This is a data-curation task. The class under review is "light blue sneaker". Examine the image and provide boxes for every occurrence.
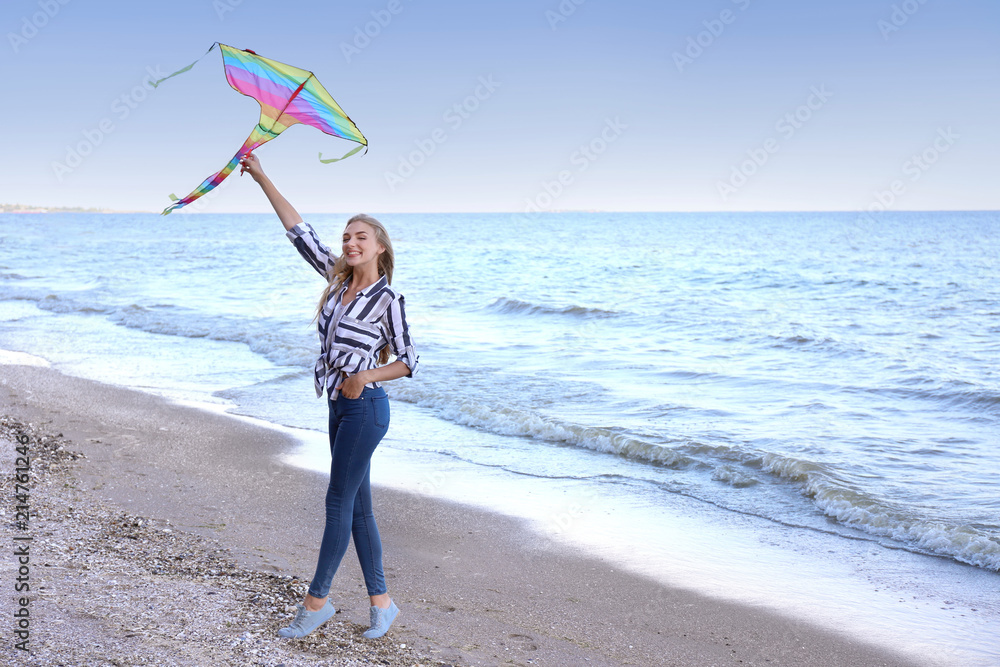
[277,599,336,639]
[362,600,399,639]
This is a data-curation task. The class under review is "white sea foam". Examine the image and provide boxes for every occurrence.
[762,452,1000,571]
[389,381,696,469]
[487,296,620,319]
[0,348,50,367]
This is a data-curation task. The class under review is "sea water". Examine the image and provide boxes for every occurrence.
[1,211,998,664]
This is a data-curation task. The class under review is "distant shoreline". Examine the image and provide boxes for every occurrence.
[0,204,146,214]
[3,206,997,215]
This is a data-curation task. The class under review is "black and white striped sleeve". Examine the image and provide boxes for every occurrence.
[285,222,338,278]
[382,293,418,376]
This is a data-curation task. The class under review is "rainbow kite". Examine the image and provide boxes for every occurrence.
[154,43,367,215]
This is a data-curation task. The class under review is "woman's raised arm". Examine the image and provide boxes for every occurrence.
[240,153,303,232]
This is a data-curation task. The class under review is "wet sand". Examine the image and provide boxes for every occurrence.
[1,362,923,666]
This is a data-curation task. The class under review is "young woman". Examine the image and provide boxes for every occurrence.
[240,153,418,640]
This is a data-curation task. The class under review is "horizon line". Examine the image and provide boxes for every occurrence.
[3,207,999,216]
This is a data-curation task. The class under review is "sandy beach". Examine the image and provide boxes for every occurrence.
[1,362,924,666]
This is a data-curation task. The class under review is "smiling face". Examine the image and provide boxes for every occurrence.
[342,220,385,271]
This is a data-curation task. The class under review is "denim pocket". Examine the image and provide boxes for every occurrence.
[372,395,390,429]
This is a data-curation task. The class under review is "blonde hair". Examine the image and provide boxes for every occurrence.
[314,214,395,365]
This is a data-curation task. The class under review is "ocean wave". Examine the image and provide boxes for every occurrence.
[766,333,839,348]
[104,304,314,369]
[37,294,112,315]
[391,375,1000,571]
[761,452,1000,571]
[710,465,760,488]
[5,290,315,369]
[0,288,111,315]
[395,446,640,483]
[486,297,619,319]
[387,381,697,469]
[819,277,896,289]
[859,383,1000,412]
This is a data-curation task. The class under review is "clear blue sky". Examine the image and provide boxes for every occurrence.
[1,0,997,213]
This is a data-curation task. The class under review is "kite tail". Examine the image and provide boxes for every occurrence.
[162,149,250,215]
[318,143,367,164]
[150,43,219,89]
[162,137,263,215]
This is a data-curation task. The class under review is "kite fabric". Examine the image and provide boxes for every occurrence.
[155,43,367,215]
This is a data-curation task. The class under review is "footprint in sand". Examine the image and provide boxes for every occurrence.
[507,633,538,651]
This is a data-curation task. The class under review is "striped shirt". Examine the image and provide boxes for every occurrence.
[286,221,419,399]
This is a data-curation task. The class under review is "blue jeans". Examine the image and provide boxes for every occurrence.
[308,385,390,598]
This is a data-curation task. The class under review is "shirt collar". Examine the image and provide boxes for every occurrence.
[341,273,388,298]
